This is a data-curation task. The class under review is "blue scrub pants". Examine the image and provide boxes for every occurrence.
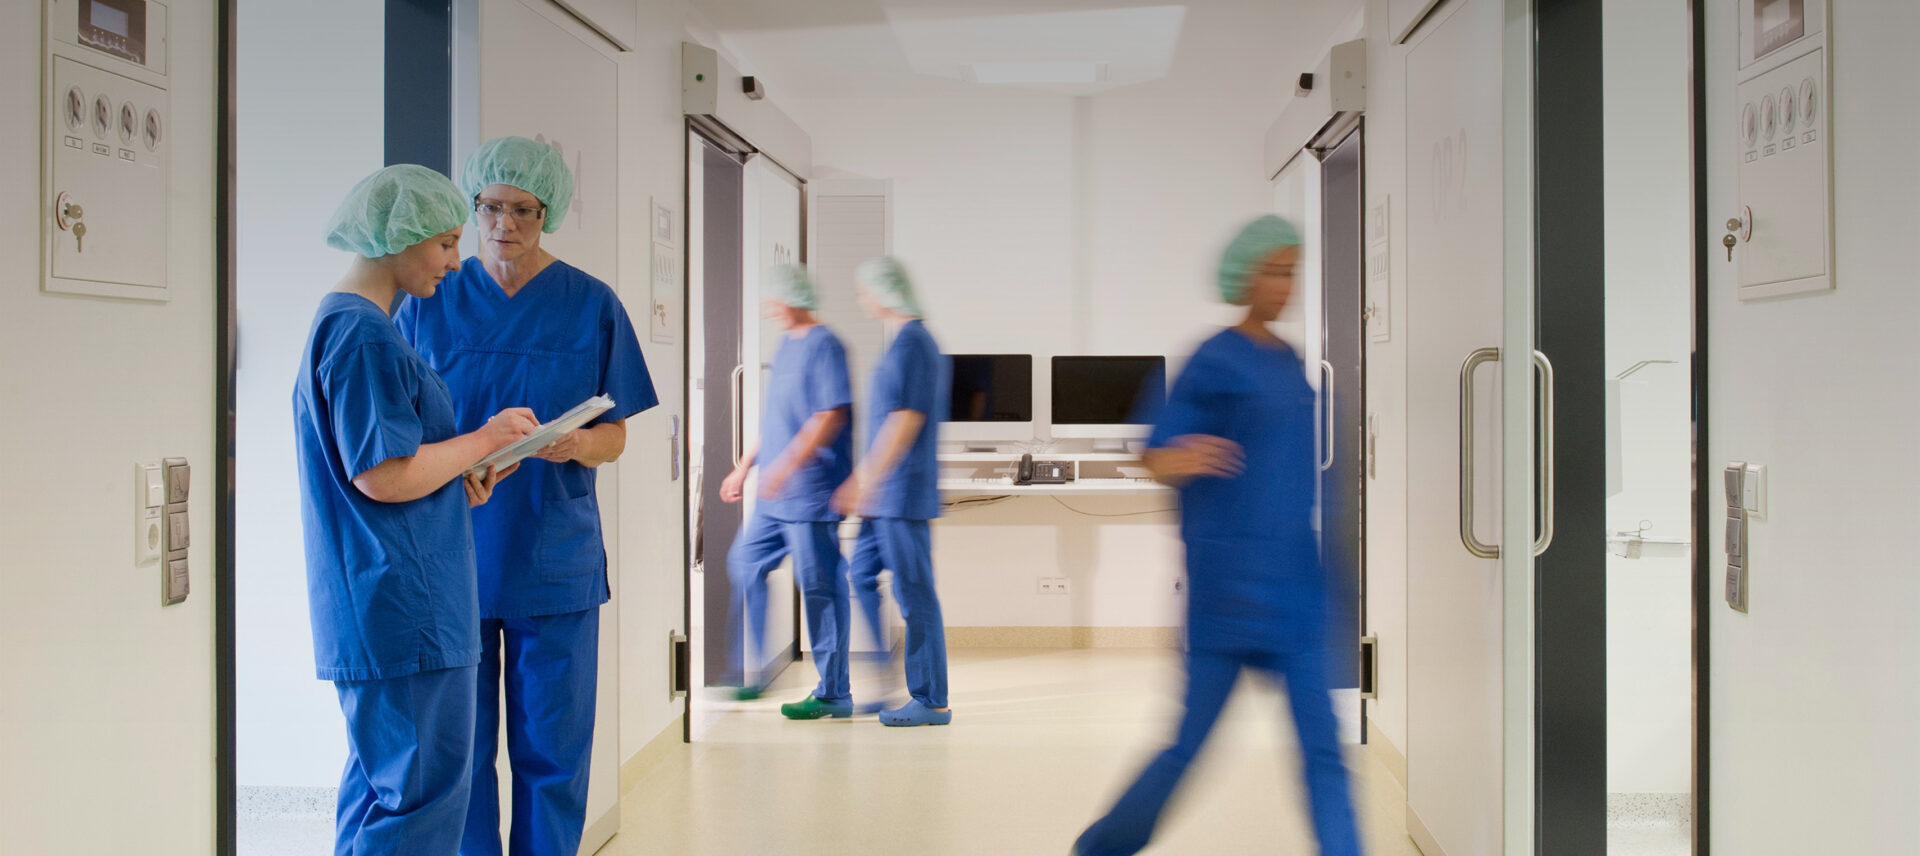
[1074,648,1361,856]
[727,511,852,701]
[848,517,948,708]
[333,665,477,856]
[461,608,599,856]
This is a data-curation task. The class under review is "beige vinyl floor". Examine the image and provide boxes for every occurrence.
[605,647,1424,856]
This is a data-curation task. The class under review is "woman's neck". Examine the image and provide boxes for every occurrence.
[484,249,553,297]
[1234,313,1281,344]
[335,259,399,312]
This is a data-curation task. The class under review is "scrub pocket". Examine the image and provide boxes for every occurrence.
[534,494,603,582]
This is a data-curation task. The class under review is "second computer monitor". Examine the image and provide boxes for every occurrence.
[1050,355,1167,440]
[943,354,1034,447]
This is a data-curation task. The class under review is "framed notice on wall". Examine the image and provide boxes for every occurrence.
[1366,197,1392,343]
[650,240,679,344]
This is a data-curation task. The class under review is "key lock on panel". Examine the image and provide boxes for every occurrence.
[1458,348,1556,559]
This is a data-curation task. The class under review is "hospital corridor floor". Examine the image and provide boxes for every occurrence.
[609,647,1422,856]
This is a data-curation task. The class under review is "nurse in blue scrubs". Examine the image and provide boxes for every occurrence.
[721,264,857,718]
[836,257,954,728]
[296,164,538,856]
[393,137,659,856]
[1072,216,1362,856]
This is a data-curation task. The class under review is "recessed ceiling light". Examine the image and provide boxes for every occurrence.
[966,61,1108,85]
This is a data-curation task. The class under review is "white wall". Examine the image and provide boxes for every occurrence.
[785,93,1273,631]
[0,1,220,852]
[234,0,384,788]
[1359,0,1412,755]
[1602,0,1693,798]
[235,0,698,790]
[1705,1,1920,851]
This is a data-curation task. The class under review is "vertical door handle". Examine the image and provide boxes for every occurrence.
[1459,348,1501,559]
[730,364,746,468]
[1320,360,1336,472]
[1532,350,1556,557]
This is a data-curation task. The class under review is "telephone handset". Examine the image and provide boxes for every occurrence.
[1016,453,1035,485]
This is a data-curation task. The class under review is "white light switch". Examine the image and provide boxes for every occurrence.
[1742,463,1766,517]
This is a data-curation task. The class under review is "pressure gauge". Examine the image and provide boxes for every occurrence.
[1740,102,1759,148]
[119,100,137,143]
[65,86,86,130]
[1799,77,1817,124]
[1759,94,1777,140]
[1777,86,1797,134]
[93,93,112,138]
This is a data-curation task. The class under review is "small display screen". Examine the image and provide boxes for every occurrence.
[948,355,1032,423]
[89,1,130,38]
[1051,356,1167,426]
[1753,0,1805,59]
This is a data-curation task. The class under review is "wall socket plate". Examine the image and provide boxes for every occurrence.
[135,463,163,565]
[1037,576,1070,595]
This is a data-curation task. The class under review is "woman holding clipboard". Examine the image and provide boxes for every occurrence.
[394,137,658,856]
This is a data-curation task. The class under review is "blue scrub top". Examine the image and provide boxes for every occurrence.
[395,258,659,618]
[755,325,855,522]
[862,320,948,520]
[294,292,480,681]
[1149,328,1325,653]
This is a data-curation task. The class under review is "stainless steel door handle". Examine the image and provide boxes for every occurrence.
[1459,348,1501,559]
[730,364,746,467]
[1532,350,1556,557]
[1320,360,1336,472]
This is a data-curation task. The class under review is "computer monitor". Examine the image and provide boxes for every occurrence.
[1050,356,1167,441]
[941,354,1034,448]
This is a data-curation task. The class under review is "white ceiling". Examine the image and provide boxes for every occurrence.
[689,0,1362,105]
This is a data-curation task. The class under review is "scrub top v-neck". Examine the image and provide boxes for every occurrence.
[396,257,658,619]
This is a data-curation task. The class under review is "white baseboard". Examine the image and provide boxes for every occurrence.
[619,713,688,794]
[1365,716,1408,790]
[580,802,620,855]
[1406,804,1446,856]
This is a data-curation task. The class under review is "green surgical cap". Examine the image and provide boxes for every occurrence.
[766,264,818,311]
[855,256,922,318]
[324,164,468,259]
[461,136,574,234]
[1216,215,1302,304]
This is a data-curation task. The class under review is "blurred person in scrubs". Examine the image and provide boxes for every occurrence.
[1072,216,1361,856]
[720,264,857,718]
[394,137,659,856]
[836,256,954,727]
[295,164,538,856]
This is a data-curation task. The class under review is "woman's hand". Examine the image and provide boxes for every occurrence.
[1143,435,1245,486]
[720,465,749,504]
[534,428,582,463]
[464,462,518,507]
[832,477,866,517]
[483,408,540,451]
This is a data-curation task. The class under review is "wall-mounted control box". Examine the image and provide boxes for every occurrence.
[1727,0,1831,300]
[1725,462,1750,612]
[161,456,188,605]
[43,0,172,301]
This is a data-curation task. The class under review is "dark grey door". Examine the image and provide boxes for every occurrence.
[1317,130,1366,698]
[698,140,749,686]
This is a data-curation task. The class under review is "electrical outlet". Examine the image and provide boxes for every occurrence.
[1037,577,1070,595]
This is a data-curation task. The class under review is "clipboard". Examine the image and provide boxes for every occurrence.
[467,395,615,476]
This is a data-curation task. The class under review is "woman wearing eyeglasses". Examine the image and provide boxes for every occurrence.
[394,136,658,856]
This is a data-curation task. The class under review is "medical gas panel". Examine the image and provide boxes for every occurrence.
[1725,0,1831,300]
[42,0,171,301]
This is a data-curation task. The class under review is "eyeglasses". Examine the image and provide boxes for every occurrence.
[474,200,547,223]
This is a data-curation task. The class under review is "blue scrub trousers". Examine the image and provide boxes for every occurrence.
[848,518,947,708]
[462,608,599,856]
[727,511,852,701]
[1074,648,1361,856]
[333,665,477,856]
